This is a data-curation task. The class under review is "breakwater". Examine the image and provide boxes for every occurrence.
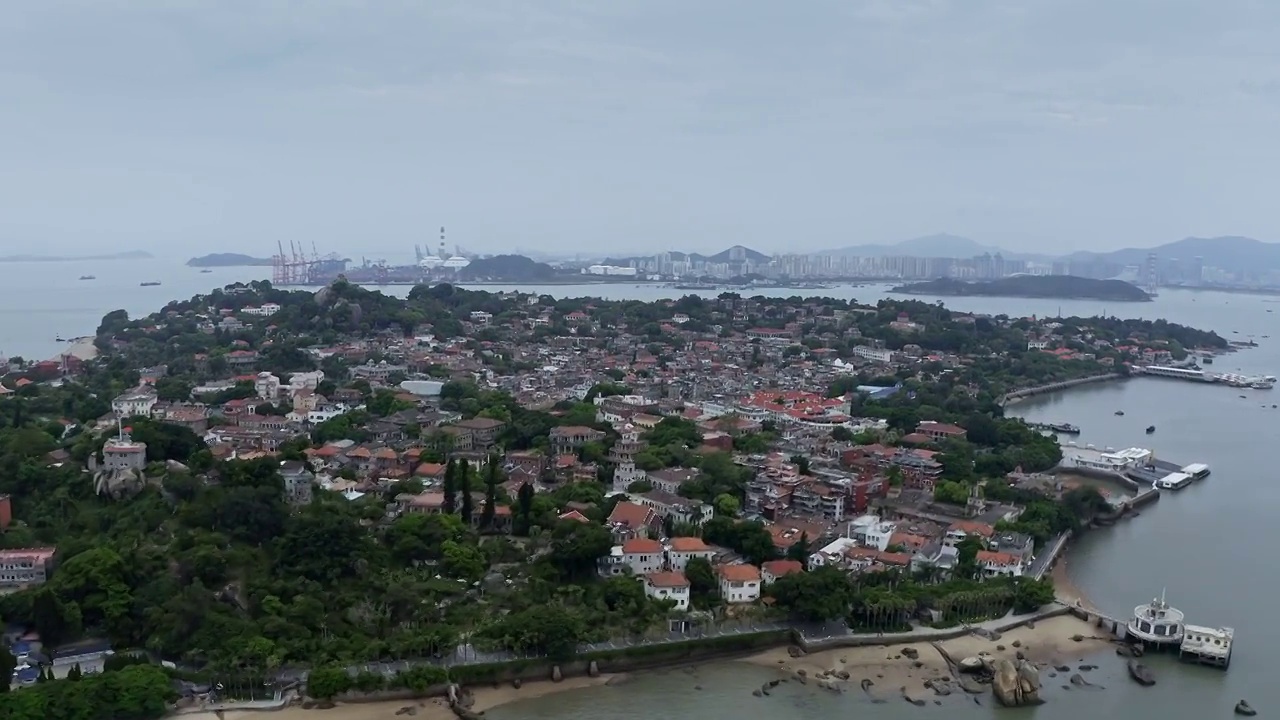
[1001,374,1125,406]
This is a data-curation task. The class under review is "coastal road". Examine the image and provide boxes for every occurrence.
[1028,532,1070,580]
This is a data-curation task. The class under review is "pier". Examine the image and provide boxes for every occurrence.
[1067,597,1234,670]
[1133,364,1275,390]
[1028,422,1081,434]
[1000,373,1124,405]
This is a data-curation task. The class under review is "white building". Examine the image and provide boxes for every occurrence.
[1061,445,1152,473]
[852,346,894,363]
[242,303,281,316]
[642,571,690,611]
[254,372,281,401]
[666,537,716,571]
[717,563,761,603]
[289,370,325,393]
[112,391,158,418]
[846,515,896,551]
[977,550,1024,577]
[584,265,638,276]
[601,538,666,577]
[809,537,859,570]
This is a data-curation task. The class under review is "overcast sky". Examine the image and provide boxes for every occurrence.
[3,0,1280,258]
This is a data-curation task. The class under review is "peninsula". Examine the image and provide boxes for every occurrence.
[186,252,274,267]
[891,275,1152,301]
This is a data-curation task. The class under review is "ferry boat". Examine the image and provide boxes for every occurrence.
[140,281,161,287]
[79,275,95,280]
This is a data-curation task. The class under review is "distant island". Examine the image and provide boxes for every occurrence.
[0,250,153,262]
[187,253,274,267]
[892,275,1153,302]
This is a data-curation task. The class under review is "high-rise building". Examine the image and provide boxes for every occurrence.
[1144,253,1159,293]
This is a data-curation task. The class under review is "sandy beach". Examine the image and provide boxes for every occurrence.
[1051,556,1096,610]
[742,614,1112,695]
[189,674,616,720]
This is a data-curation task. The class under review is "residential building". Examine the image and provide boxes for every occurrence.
[717,563,762,603]
[101,428,148,473]
[634,490,714,527]
[666,536,716,570]
[852,346,894,363]
[549,425,606,455]
[977,550,1024,577]
[610,538,666,576]
[254,372,281,400]
[648,467,700,495]
[915,421,967,442]
[280,460,314,507]
[606,501,659,542]
[0,547,56,591]
[111,391,157,418]
[760,559,804,585]
[642,571,690,611]
[453,417,506,450]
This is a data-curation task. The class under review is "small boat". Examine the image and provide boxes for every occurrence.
[1145,425,1155,434]
[1115,410,1125,416]
[1202,356,1213,364]
[140,281,161,287]
[1127,660,1155,686]
[1235,699,1257,716]
[79,275,95,280]
[200,269,213,274]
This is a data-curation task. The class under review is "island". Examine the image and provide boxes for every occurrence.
[892,275,1152,302]
[0,283,1229,719]
[186,253,274,267]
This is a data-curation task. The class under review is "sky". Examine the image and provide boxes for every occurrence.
[3,0,1280,259]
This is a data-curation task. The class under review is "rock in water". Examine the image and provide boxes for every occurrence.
[991,659,1043,707]
[1016,660,1042,705]
[1235,700,1257,716]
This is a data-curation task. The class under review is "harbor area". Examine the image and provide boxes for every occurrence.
[1059,443,1210,491]
[1132,364,1275,390]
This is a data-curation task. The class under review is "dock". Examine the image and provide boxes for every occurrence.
[1180,625,1234,668]
[1113,594,1234,670]
[1133,364,1275,390]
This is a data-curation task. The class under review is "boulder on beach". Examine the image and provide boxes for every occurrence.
[991,659,1043,707]
[787,646,806,658]
[959,656,986,673]
[902,647,919,660]
[511,678,522,690]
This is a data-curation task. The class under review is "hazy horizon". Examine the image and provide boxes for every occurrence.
[4,1,1280,257]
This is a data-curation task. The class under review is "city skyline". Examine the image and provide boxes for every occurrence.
[6,2,1280,256]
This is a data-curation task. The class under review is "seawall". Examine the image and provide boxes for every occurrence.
[1001,373,1125,406]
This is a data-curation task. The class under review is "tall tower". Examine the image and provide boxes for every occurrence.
[438,226,448,261]
[609,423,648,494]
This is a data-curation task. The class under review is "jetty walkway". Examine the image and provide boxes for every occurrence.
[1001,373,1124,405]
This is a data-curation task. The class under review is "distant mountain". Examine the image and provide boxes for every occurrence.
[187,253,273,267]
[892,275,1152,302]
[458,254,559,281]
[825,234,1016,259]
[603,245,770,265]
[1065,236,1280,274]
[0,250,154,262]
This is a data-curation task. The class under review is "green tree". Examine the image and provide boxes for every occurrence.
[789,454,811,475]
[442,459,458,514]
[713,493,740,517]
[307,665,352,700]
[0,643,15,693]
[458,459,473,523]
[480,456,500,529]
[768,565,851,621]
[440,540,487,582]
[786,532,811,562]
